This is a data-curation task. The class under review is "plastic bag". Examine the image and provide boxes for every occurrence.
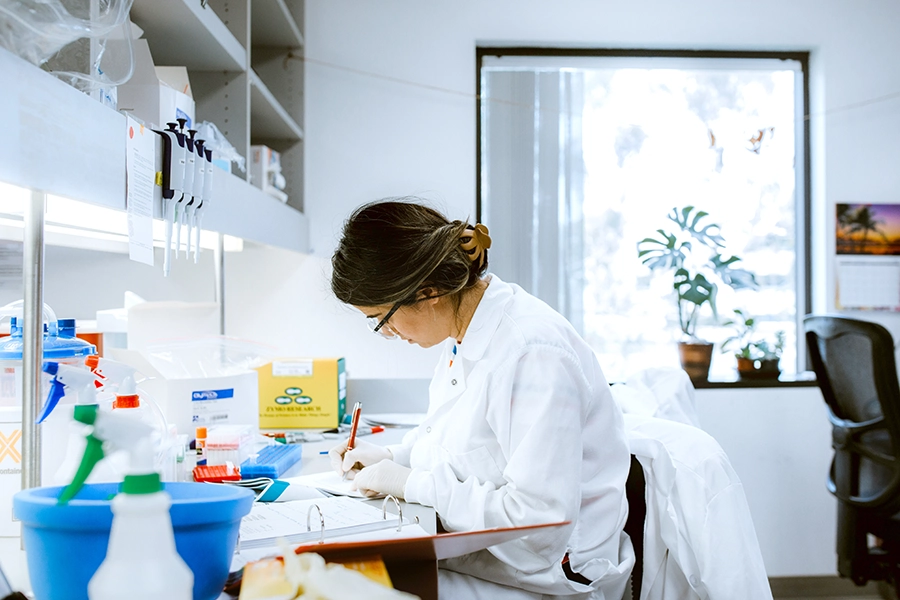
[0,0,135,94]
[144,336,278,379]
[197,120,247,173]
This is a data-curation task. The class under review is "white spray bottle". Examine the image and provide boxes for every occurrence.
[59,402,193,599]
[85,356,173,478]
[41,362,114,486]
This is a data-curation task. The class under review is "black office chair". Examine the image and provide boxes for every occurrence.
[805,315,900,591]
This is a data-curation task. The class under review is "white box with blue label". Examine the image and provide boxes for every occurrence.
[109,349,258,438]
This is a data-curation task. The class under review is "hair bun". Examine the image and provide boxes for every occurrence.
[460,224,492,270]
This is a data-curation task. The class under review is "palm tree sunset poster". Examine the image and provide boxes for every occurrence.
[836,203,900,255]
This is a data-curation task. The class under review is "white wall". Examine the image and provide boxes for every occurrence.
[696,386,836,576]
[225,243,442,378]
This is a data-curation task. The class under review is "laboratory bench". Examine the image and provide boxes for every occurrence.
[0,423,434,599]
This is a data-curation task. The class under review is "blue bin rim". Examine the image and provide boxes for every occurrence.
[14,482,254,529]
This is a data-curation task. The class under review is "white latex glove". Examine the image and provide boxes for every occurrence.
[353,459,411,499]
[329,438,392,479]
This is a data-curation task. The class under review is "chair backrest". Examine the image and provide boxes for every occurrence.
[804,315,900,512]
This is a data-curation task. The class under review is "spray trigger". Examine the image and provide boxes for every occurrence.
[36,365,67,424]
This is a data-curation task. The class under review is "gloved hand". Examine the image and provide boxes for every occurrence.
[353,459,411,499]
[329,438,392,480]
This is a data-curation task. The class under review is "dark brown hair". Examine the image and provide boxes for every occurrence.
[331,198,488,309]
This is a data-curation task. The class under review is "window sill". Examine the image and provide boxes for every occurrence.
[692,371,818,389]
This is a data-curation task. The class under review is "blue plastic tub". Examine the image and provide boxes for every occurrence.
[13,482,255,600]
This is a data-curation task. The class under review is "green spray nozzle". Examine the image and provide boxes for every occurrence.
[57,404,156,504]
[58,405,101,504]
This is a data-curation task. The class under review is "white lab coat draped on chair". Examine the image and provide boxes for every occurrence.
[624,414,772,600]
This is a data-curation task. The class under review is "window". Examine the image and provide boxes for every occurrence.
[478,49,810,382]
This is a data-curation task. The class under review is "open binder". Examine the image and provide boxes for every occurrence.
[289,520,570,600]
[239,496,409,550]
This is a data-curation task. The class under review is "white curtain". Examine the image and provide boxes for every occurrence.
[481,68,586,333]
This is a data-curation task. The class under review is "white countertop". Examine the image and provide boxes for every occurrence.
[1,424,432,598]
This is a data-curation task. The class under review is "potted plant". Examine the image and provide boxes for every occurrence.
[722,309,785,379]
[637,206,757,381]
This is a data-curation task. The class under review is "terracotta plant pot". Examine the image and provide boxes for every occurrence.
[678,341,714,382]
[736,357,781,379]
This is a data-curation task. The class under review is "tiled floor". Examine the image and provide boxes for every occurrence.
[770,577,888,599]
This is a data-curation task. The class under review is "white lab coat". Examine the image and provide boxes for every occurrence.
[625,415,773,600]
[610,368,701,428]
[387,275,634,599]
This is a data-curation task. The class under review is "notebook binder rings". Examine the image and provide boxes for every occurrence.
[239,495,411,550]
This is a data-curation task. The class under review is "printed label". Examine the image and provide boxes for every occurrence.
[0,428,21,465]
[192,388,235,401]
[192,389,234,425]
[273,360,314,377]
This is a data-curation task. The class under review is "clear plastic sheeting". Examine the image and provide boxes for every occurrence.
[197,120,247,173]
[144,336,278,379]
[0,0,135,94]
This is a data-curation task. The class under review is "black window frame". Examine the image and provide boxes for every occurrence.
[475,47,813,386]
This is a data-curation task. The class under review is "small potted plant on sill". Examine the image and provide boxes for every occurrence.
[722,308,786,380]
[638,206,757,382]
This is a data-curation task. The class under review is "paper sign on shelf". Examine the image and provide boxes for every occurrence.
[125,114,155,266]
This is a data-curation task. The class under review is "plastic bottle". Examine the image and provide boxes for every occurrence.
[59,402,193,599]
[195,426,207,466]
[40,362,120,487]
[0,309,96,495]
[85,356,172,479]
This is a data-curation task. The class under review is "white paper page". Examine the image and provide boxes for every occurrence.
[363,413,426,427]
[240,496,390,546]
[837,259,900,309]
[284,471,370,499]
[125,114,156,266]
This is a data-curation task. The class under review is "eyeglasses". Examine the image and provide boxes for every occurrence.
[366,302,402,339]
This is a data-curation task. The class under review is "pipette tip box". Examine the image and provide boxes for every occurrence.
[240,444,302,479]
[193,463,241,483]
[205,424,255,466]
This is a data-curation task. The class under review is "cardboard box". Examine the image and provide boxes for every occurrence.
[117,38,195,129]
[257,358,346,429]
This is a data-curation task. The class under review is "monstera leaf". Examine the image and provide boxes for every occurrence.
[668,206,725,248]
[711,254,758,290]
[673,269,715,305]
[637,230,691,270]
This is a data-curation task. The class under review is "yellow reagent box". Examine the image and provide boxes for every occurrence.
[256,358,346,429]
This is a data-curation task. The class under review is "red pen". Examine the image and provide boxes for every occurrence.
[346,402,362,451]
[343,402,362,480]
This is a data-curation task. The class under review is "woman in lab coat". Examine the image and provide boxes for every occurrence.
[329,199,635,600]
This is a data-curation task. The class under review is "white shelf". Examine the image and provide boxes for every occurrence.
[130,0,247,71]
[251,0,304,48]
[249,71,304,142]
[0,47,308,254]
[0,47,125,212]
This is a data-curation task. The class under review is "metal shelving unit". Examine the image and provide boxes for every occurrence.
[0,0,307,503]
[251,0,304,48]
[130,0,306,212]
[130,0,247,71]
[0,47,307,253]
[250,70,304,141]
